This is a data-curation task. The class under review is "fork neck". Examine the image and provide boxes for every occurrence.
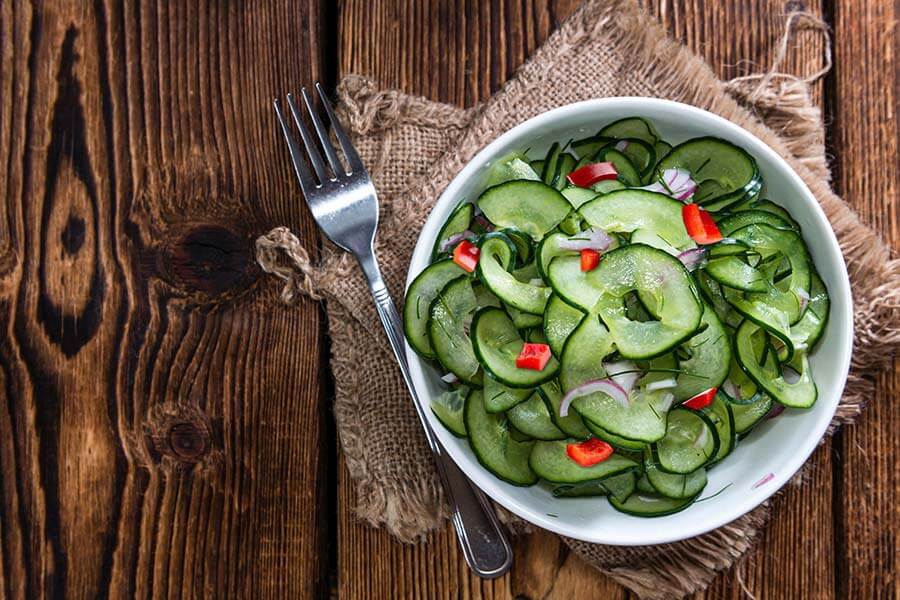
[357,248,388,294]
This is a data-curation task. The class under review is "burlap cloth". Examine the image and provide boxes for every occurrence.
[255,1,900,597]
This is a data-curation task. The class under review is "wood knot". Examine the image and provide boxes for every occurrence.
[156,223,259,298]
[167,422,209,460]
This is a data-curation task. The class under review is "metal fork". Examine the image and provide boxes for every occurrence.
[274,84,513,578]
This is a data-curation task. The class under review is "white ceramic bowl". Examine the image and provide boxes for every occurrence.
[404,98,853,545]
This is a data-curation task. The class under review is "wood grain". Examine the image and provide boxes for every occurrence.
[336,1,840,599]
[0,1,331,597]
[828,0,900,597]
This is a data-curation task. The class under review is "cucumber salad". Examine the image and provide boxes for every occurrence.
[404,117,830,517]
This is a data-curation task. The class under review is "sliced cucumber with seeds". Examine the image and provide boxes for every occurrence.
[539,380,591,439]
[403,260,466,358]
[572,387,673,444]
[561,186,599,209]
[726,392,773,435]
[430,386,469,437]
[507,393,566,440]
[599,117,660,144]
[483,374,532,413]
[477,180,572,240]
[553,470,637,500]
[673,303,731,401]
[716,209,795,236]
[471,307,560,387]
[584,420,647,451]
[657,137,760,207]
[477,233,551,315]
[543,294,585,357]
[505,303,544,329]
[465,389,537,485]
[742,199,802,230]
[651,408,720,474]
[559,313,615,393]
[579,189,693,251]
[790,271,830,351]
[592,147,642,186]
[529,440,638,484]
[432,202,474,260]
[571,135,614,160]
[429,276,482,385]
[644,456,707,499]
[485,152,541,188]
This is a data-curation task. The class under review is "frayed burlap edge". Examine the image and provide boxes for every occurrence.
[256,1,900,598]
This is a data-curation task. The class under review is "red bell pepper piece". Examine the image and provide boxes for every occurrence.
[515,343,552,371]
[566,437,614,467]
[580,248,601,272]
[452,239,480,273]
[682,387,717,410]
[682,203,723,244]
[566,162,618,188]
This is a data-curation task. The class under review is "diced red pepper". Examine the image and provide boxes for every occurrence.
[566,437,614,467]
[682,387,717,410]
[580,248,601,272]
[682,203,723,244]
[515,343,552,371]
[566,162,618,188]
[452,239,480,273]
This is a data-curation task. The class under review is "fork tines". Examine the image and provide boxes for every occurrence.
[273,83,363,192]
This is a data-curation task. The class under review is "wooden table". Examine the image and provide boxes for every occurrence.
[0,1,896,598]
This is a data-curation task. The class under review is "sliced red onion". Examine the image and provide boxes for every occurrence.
[752,472,775,489]
[766,403,785,419]
[614,140,629,152]
[645,378,677,392]
[557,227,613,252]
[559,379,629,417]
[722,379,742,401]
[797,288,810,313]
[677,247,707,272]
[472,214,494,232]
[692,425,709,450]
[639,168,697,202]
[438,230,474,253]
[441,372,459,384]
[603,360,640,394]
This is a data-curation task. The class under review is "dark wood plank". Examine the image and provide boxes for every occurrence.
[0,1,331,597]
[828,0,900,597]
[336,1,838,598]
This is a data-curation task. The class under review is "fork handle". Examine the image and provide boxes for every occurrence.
[358,252,513,579]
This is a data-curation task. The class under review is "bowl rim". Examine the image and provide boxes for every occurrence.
[404,97,853,545]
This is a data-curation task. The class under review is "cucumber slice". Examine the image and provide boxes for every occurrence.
[471,307,560,387]
[483,374,532,413]
[608,491,698,517]
[571,135,614,160]
[573,387,673,444]
[629,229,685,257]
[539,380,591,439]
[716,209,795,236]
[589,244,703,359]
[404,260,466,358]
[704,253,770,293]
[618,138,657,177]
[579,189,693,251]
[507,393,566,440]
[636,473,656,494]
[559,313,615,393]
[651,408,720,474]
[744,199,802,231]
[543,294,585,357]
[477,180,572,240]
[429,276,482,385]
[657,137,761,206]
[500,228,534,266]
[789,271,829,351]
[561,186,599,209]
[599,117,660,144]
[430,386,469,437]
[552,154,578,190]
[485,152,541,188]
[644,458,707,499]
[734,320,817,408]
[465,389,538,485]
[591,179,626,194]
[592,147,642,186]
[701,179,762,213]
[673,303,731,401]
[584,420,647,451]
[726,392,773,435]
[541,142,563,184]
[653,141,672,167]
[477,234,550,315]
[505,303,544,329]
[701,394,735,464]
[432,202,474,260]
[553,470,636,500]
[529,440,638,484]
[695,270,739,326]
